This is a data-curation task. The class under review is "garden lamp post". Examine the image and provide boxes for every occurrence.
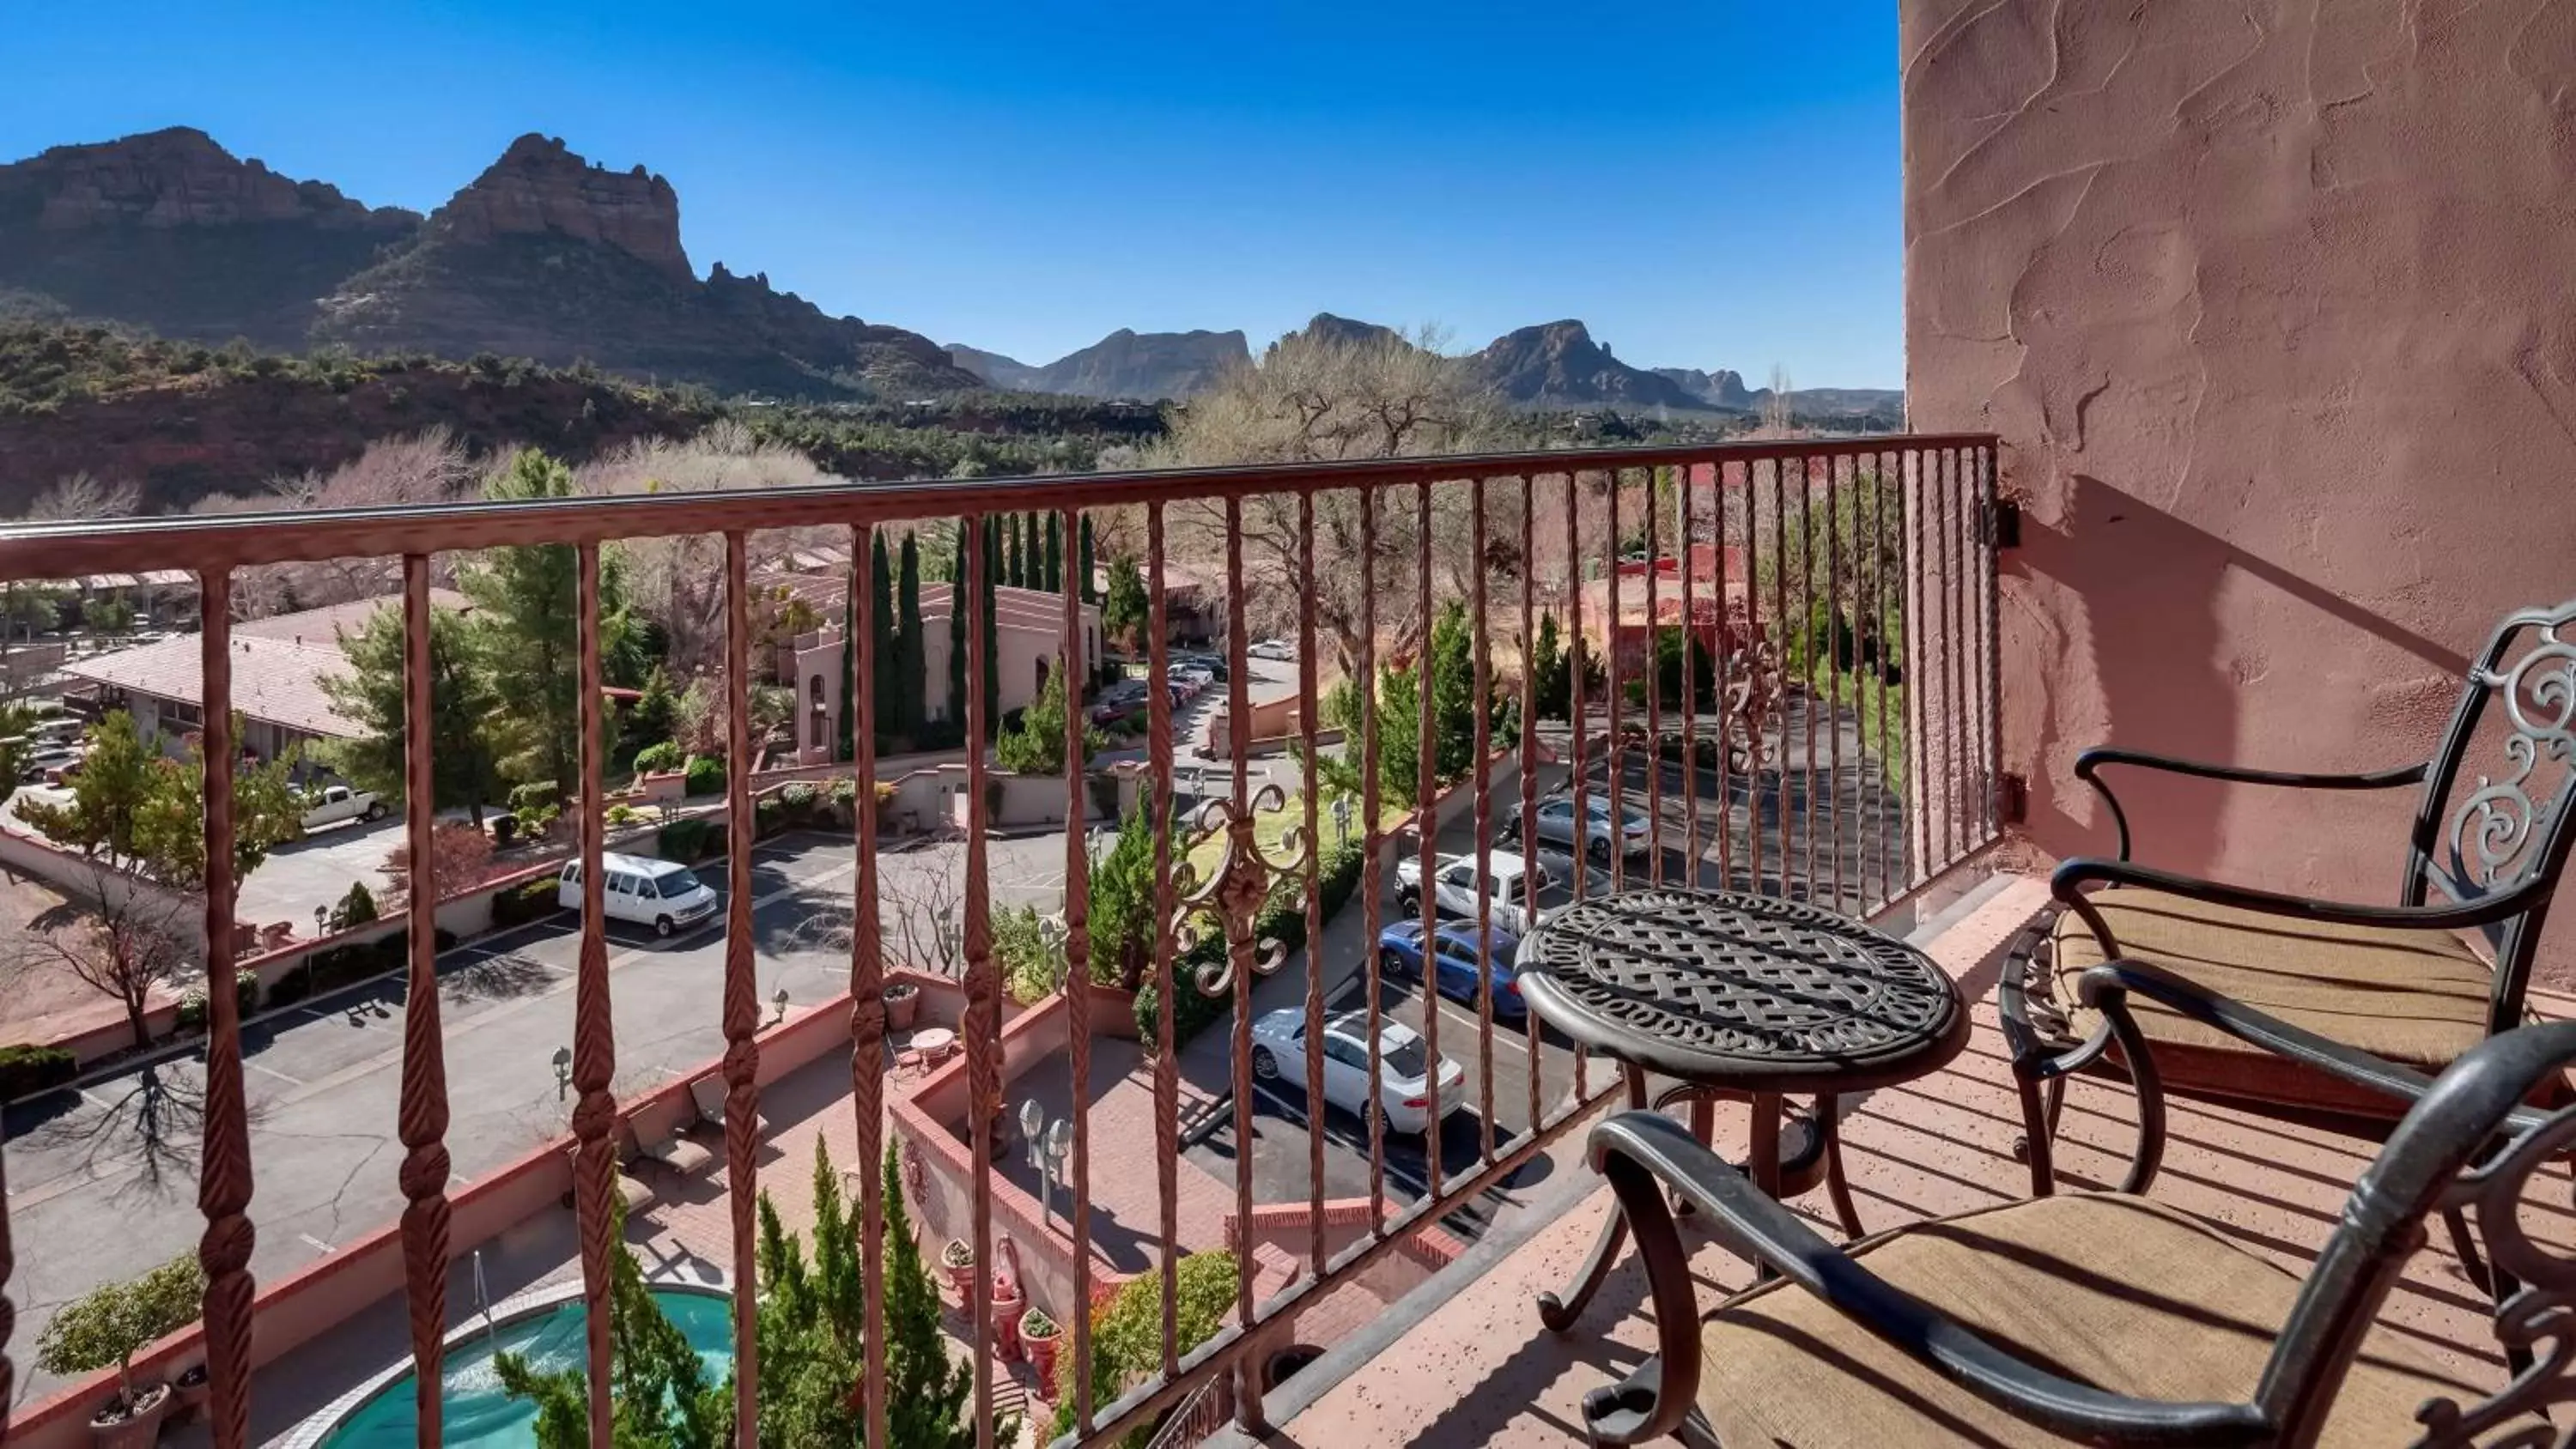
[552,1046,572,1101]
[772,987,790,1025]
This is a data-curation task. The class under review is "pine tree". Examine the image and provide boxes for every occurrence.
[836,574,858,764]
[1429,599,1478,784]
[945,525,969,732]
[1530,610,1566,721]
[1101,555,1147,652]
[884,1144,978,1448]
[318,605,500,825]
[496,1196,729,1448]
[896,530,925,743]
[1005,513,1024,589]
[460,451,634,799]
[1042,512,1063,593]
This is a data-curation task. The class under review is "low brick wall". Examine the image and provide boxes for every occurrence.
[889,992,1127,1329]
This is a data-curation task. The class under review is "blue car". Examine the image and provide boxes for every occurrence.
[1377,919,1525,1019]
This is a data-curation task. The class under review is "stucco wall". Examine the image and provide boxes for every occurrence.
[1904,0,2576,937]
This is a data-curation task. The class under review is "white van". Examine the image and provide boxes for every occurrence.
[558,852,720,937]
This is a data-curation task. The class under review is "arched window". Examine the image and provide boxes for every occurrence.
[809,673,828,749]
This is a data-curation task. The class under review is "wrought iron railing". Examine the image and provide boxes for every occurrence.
[0,434,2001,1447]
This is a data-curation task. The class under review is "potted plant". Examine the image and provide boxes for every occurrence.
[34,1253,204,1447]
[941,1237,976,1300]
[1020,1307,1061,1391]
[884,979,920,1032]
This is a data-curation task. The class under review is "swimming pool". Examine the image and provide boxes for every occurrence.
[313,1288,733,1446]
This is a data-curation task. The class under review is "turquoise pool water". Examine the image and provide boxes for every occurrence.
[317,1289,733,1446]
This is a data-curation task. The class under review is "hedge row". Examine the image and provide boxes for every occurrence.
[265,927,458,1009]
[0,1044,76,1100]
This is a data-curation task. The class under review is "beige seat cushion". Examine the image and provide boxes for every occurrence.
[2052,888,2500,1118]
[1699,1192,2477,1447]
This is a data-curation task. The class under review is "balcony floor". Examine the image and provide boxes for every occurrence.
[1247,877,2565,1446]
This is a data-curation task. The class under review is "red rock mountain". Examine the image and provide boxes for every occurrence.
[0,129,978,398]
[0,127,418,344]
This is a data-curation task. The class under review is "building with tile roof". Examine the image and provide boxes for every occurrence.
[62,591,472,765]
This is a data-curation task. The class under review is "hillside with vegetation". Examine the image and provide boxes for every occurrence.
[0,321,1170,513]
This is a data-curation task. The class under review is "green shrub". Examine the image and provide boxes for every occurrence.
[828,778,858,809]
[1052,1252,1236,1444]
[683,755,726,798]
[328,880,378,933]
[492,876,561,928]
[605,802,642,828]
[632,741,683,776]
[234,968,260,1016]
[507,780,561,816]
[175,988,209,1031]
[0,1043,76,1100]
[659,816,718,861]
[780,781,817,809]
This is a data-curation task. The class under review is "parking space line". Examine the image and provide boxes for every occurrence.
[246,1059,306,1088]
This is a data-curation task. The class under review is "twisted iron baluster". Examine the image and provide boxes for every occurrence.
[721,532,762,1443]
[847,524,889,1449]
[397,556,453,1444]
[571,543,617,1449]
[196,569,257,1449]
[1060,506,1097,1433]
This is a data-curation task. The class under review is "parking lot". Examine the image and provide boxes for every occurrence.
[0,828,985,1410]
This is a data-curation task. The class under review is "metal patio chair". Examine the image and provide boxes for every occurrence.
[1578,976,2576,1448]
[2001,598,2576,1204]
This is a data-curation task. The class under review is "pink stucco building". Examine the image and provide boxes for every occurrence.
[781,581,1103,762]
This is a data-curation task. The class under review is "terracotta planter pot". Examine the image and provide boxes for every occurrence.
[940,1241,975,1300]
[1024,1325,1061,1392]
[992,1288,1027,1362]
[172,1365,210,1422]
[884,985,920,1033]
[90,1383,172,1449]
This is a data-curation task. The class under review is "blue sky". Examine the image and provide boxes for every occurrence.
[1,2,1903,385]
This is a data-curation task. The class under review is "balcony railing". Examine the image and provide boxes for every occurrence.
[0,433,2001,1447]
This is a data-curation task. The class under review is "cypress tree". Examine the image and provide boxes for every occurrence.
[1078,515,1097,604]
[1004,513,1023,589]
[896,530,925,742]
[1043,512,1063,594]
[867,530,896,755]
[981,517,1002,731]
[945,524,968,732]
[835,584,856,762]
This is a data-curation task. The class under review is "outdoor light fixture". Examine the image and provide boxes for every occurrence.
[772,987,791,1024]
[1022,1098,1072,1230]
[551,1045,572,1100]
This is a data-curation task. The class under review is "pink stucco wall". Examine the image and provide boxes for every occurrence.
[1904,0,2576,950]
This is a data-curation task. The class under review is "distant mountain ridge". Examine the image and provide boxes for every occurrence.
[948,327,1249,401]
[0,129,981,398]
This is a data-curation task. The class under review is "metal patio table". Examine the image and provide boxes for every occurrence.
[1517,888,1967,1329]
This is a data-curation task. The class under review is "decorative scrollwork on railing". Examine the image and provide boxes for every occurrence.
[2448,618,2576,896]
[1721,638,1785,776]
[2412,1106,2576,1445]
[1169,782,1311,998]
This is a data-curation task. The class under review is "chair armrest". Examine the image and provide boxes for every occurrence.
[2052,855,2548,955]
[1583,1112,2273,1447]
[2075,748,2426,860]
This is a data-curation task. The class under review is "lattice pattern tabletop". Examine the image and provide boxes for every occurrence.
[1518,888,1965,1092]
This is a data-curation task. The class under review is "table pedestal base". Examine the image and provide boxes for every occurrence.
[1540,1066,1864,1331]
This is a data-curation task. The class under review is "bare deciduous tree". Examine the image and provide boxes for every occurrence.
[197,429,475,617]
[5,874,193,1049]
[26,471,144,522]
[582,422,843,679]
[1150,324,1504,676]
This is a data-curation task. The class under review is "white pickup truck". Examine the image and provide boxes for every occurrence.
[301,783,388,830]
[1394,849,1553,938]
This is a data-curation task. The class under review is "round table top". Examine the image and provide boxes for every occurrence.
[911,1026,957,1052]
[1516,888,1965,1093]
